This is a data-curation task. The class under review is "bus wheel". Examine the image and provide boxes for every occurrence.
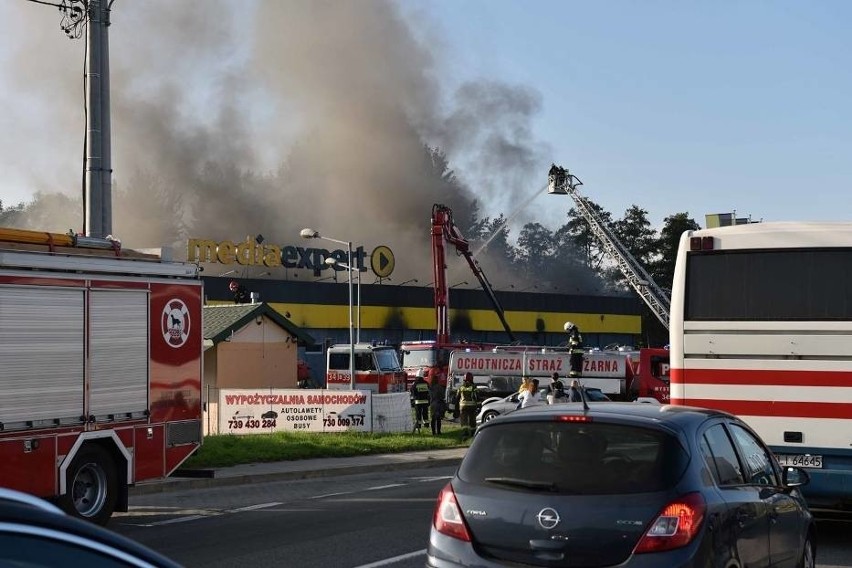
[58,445,117,526]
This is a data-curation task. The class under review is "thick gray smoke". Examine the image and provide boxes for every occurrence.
[1,1,575,288]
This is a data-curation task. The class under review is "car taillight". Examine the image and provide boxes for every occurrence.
[554,415,593,422]
[433,483,472,542]
[634,492,705,554]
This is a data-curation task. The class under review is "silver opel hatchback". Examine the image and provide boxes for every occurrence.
[428,402,816,568]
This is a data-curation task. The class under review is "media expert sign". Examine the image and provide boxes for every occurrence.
[450,351,633,378]
[218,389,371,434]
[187,236,395,278]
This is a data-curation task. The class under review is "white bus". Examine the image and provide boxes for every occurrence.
[670,222,852,511]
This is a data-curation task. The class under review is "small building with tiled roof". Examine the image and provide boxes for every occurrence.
[202,303,314,434]
[203,302,314,398]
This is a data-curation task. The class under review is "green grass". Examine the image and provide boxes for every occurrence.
[182,423,471,469]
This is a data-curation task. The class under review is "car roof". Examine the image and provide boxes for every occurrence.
[0,490,182,568]
[482,402,736,431]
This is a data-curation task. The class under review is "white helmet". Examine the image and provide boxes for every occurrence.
[563,321,576,332]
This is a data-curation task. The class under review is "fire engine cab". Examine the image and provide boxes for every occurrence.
[325,343,406,393]
[0,228,203,524]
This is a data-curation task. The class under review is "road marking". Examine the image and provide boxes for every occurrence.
[329,498,436,502]
[412,476,452,482]
[365,483,405,491]
[351,549,426,568]
[230,502,282,512]
[149,514,210,525]
[311,491,352,499]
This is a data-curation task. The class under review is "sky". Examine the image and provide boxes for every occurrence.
[2,0,851,240]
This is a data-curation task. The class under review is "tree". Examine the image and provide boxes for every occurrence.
[468,214,513,265]
[606,205,658,290]
[0,193,81,233]
[562,198,614,273]
[515,222,554,274]
[652,213,701,290]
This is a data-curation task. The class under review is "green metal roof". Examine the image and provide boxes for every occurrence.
[203,303,315,346]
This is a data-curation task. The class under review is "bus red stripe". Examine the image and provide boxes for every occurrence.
[671,398,852,420]
[670,368,852,387]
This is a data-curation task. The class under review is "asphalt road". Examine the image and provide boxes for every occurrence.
[112,466,454,567]
[111,466,852,568]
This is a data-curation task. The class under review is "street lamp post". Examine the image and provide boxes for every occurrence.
[325,257,361,343]
[301,228,355,390]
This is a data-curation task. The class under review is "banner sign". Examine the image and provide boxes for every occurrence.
[218,389,371,434]
[449,350,635,379]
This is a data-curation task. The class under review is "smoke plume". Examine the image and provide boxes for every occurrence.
[1,0,575,288]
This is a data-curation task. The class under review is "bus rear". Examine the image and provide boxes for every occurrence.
[670,222,852,510]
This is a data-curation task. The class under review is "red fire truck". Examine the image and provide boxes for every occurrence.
[325,343,407,393]
[447,346,670,403]
[0,228,203,524]
[629,347,670,403]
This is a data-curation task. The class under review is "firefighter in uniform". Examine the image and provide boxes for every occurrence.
[410,371,430,433]
[428,370,447,435]
[565,321,584,378]
[229,280,249,304]
[455,372,479,439]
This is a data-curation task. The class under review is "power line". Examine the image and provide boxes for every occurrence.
[23,0,64,7]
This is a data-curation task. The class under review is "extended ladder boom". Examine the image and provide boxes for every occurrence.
[432,204,516,343]
[547,165,670,329]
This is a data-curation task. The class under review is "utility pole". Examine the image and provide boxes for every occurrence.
[47,1,113,238]
[84,0,112,238]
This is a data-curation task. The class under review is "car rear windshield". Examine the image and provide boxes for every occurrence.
[459,421,688,495]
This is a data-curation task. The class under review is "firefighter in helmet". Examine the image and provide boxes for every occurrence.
[229,280,249,304]
[410,370,430,433]
[565,321,584,378]
[455,372,479,439]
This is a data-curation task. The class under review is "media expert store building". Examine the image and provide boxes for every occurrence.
[190,235,644,382]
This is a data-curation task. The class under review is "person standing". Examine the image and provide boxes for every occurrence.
[519,378,542,408]
[455,372,479,439]
[428,375,447,435]
[547,373,568,404]
[229,280,249,304]
[567,379,584,402]
[410,371,430,433]
[565,322,584,378]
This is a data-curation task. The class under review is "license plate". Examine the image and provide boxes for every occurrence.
[776,454,823,469]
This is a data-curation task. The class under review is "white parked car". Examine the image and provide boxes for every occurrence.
[475,388,611,425]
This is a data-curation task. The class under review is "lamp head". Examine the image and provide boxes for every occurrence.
[300,228,319,239]
[324,257,338,266]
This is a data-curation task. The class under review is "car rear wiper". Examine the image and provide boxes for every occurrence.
[483,477,558,492]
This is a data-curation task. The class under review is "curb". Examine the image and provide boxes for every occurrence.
[130,456,463,496]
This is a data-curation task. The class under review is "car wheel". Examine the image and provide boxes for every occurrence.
[798,534,815,568]
[482,411,499,423]
[58,445,117,526]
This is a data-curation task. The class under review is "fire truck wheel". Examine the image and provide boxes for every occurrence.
[58,444,118,526]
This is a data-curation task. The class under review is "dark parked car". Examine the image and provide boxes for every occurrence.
[0,487,183,567]
[429,403,816,568]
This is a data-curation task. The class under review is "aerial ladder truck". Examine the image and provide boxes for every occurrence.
[400,204,515,390]
[547,165,671,330]
[431,203,516,345]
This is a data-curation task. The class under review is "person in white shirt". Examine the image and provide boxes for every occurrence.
[519,378,542,408]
